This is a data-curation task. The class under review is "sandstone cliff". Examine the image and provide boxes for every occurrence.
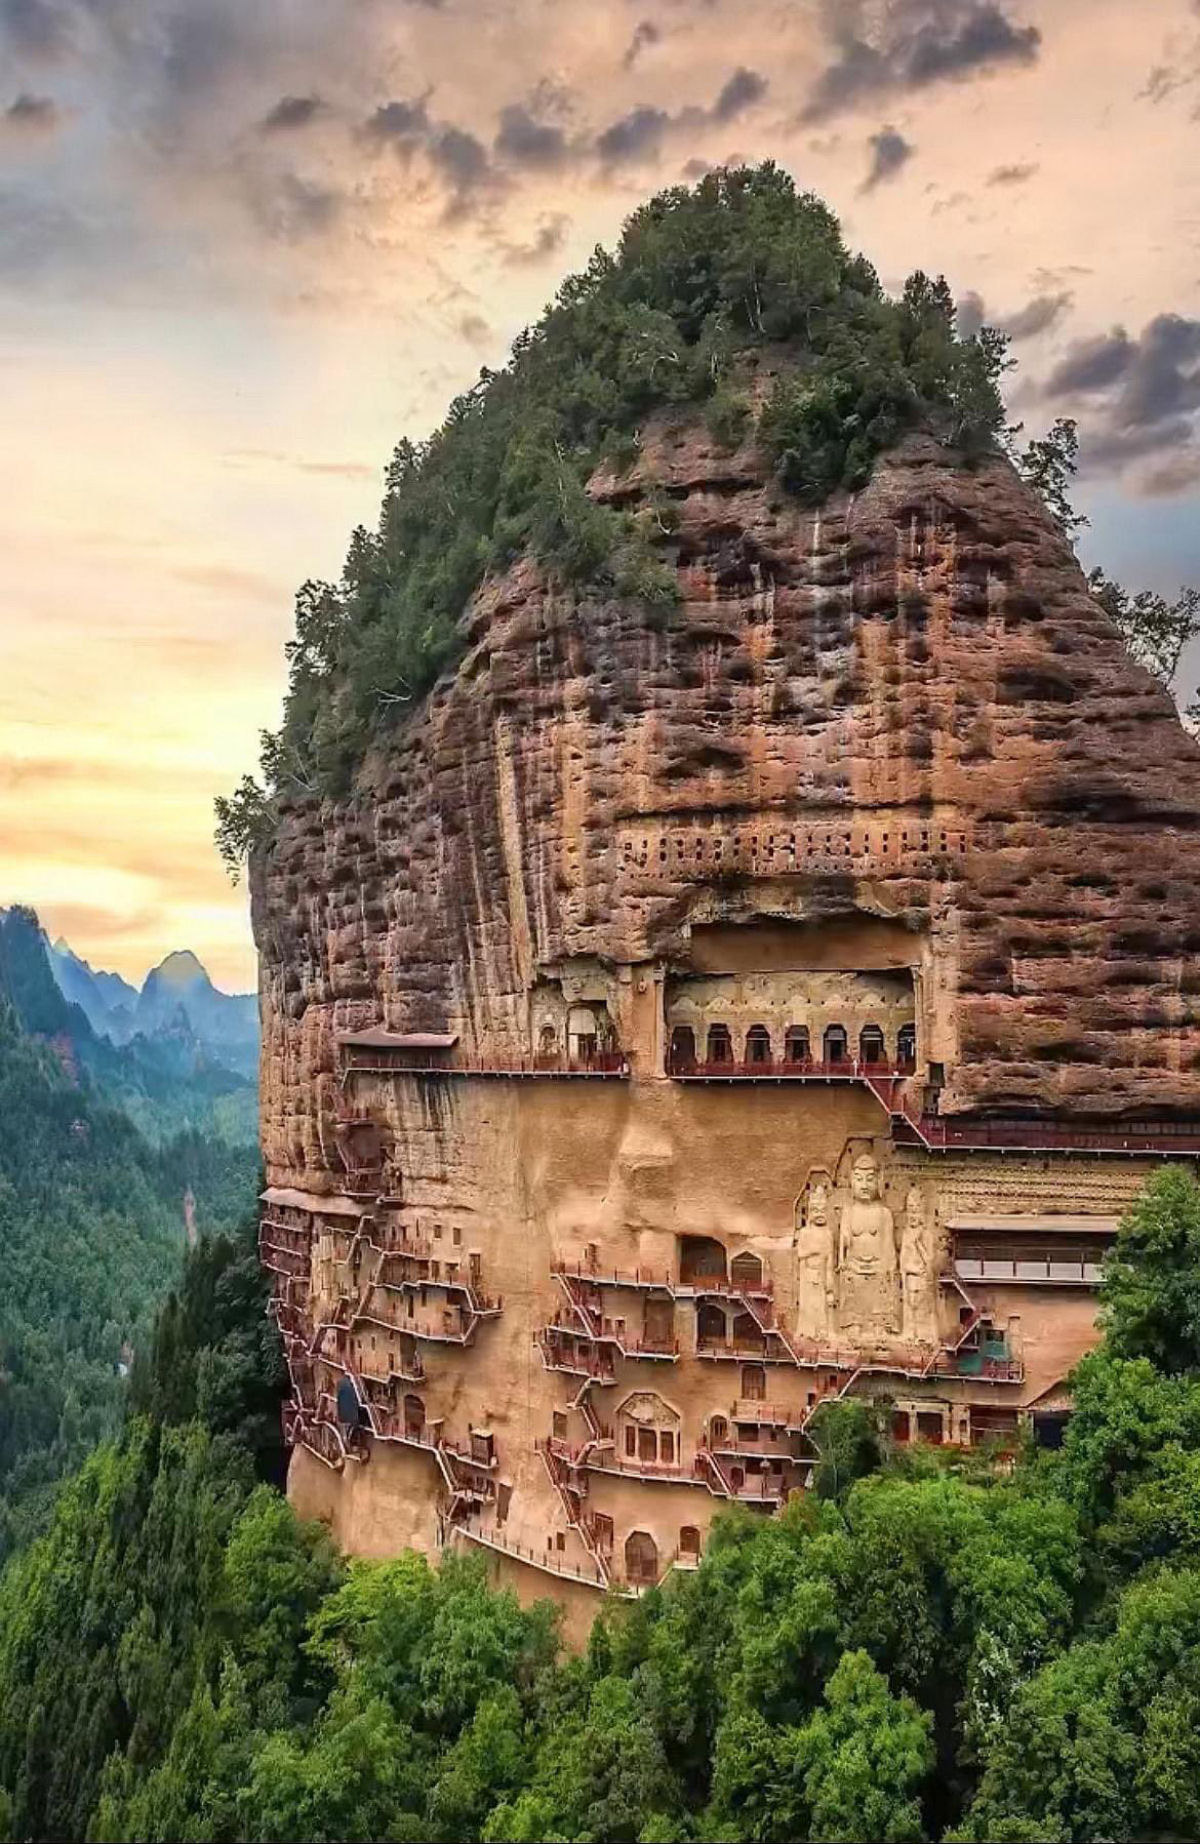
[253,409,1200,1173]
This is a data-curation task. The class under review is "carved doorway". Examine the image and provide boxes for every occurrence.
[624,1529,659,1586]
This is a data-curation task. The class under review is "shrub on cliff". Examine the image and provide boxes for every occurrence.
[216,163,1007,855]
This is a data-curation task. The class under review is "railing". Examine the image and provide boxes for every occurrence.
[260,1214,312,1243]
[931,1352,1024,1383]
[577,1449,701,1488]
[896,1110,1200,1157]
[697,1336,792,1362]
[954,1255,1103,1286]
[366,1267,503,1313]
[550,1259,774,1301]
[731,1398,807,1426]
[344,1050,629,1080]
[694,1448,788,1503]
[667,1054,914,1083]
[536,1328,616,1382]
[452,1519,609,1589]
[703,1430,806,1459]
[260,1243,309,1278]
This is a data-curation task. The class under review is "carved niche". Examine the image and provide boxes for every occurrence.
[794,1142,942,1352]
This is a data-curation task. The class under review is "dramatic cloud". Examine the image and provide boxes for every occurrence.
[999,290,1072,340]
[712,66,768,122]
[595,66,768,165]
[861,125,913,189]
[1043,313,1200,490]
[596,103,671,165]
[363,97,431,149]
[260,94,325,133]
[805,0,1041,121]
[2,90,60,133]
[954,287,1070,343]
[622,19,660,70]
[494,103,568,170]
[1046,328,1138,395]
[429,125,495,211]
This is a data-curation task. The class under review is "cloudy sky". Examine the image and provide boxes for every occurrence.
[3,0,1200,990]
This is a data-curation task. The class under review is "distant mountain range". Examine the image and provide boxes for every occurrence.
[50,939,258,1081]
[0,907,258,1144]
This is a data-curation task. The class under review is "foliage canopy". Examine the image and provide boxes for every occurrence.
[216,163,1009,863]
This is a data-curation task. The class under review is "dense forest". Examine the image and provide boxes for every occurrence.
[4,1167,1200,1841]
[0,914,258,1557]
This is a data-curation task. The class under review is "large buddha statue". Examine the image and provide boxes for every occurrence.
[837,1151,898,1338]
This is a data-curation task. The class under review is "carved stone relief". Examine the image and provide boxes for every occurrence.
[794,1142,945,1352]
[837,1148,899,1338]
[900,1184,940,1347]
[794,1169,836,1341]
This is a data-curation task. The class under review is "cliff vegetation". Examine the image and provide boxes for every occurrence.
[216,163,1009,859]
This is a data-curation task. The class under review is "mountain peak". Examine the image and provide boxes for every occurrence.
[147,949,210,990]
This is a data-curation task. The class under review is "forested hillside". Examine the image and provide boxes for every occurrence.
[0,922,258,1556]
[0,907,257,1144]
[4,1169,1200,1842]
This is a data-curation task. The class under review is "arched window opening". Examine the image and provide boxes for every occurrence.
[538,1022,558,1058]
[860,1024,887,1068]
[897,1023,917,1070]
[740,1362,766,1401]
[680,1235,727,1284]
[784,1025,811,1066]
[679,1524,701,1559]
[707,1022,733,1064]
[697,1302,727,1347]
[730,1251,764,1292]
[403,1393,425,1439]
[709,1414,730,1445]
[745,1024,772,1066]
[625,1529,659,1586]
[669,1024,696,1072]
[823,1023,849,1066]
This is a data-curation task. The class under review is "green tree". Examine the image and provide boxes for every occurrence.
[1099,1165,1200,1374]
[791,1649,933,1844]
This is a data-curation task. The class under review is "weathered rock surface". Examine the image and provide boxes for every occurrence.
[253,414,1200,1162]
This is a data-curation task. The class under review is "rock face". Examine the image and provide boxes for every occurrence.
[252,413,1200,1625]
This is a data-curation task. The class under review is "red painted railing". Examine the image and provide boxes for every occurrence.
[344,1051,629,1078]
[667,1054,913,1082]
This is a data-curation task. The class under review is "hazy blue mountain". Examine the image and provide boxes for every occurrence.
[48,939,138,1041]
[136,950,258,1080]
[1,907,257,1144]
[45,934,259,1085]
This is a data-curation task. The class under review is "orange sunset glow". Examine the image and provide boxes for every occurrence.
[4,0,1200,991]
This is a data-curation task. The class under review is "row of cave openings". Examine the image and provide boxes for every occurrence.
[668,1021,917,1071]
